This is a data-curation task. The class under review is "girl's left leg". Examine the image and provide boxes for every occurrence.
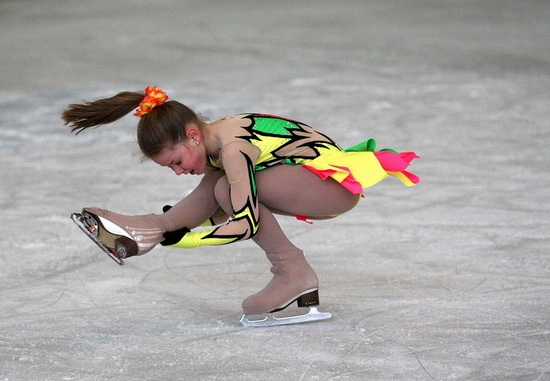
[81,170,226,256]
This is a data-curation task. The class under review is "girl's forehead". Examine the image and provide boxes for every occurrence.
[152,145,181,166]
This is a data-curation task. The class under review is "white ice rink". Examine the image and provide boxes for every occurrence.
[1,1,549,380]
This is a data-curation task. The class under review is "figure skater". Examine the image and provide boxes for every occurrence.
[63,86,419,326]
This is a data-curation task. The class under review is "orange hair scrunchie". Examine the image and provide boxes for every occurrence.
[134,86,169,117]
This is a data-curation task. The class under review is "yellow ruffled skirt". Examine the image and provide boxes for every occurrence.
[302,139,419,195]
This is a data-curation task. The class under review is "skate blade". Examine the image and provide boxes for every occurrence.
[71,213,124,265]
[239,307,331,328]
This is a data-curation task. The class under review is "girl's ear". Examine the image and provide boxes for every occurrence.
[185,124,201,142]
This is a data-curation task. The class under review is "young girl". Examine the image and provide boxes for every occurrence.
[63,86,419,326]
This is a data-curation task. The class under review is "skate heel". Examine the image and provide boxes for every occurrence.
[297,289,320,308]
[114,236,138,259]
[270,288,320,313]
[240,288,330,327]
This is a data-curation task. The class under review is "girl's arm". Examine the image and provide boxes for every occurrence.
[167,141,261,248]
[161,167,226,231]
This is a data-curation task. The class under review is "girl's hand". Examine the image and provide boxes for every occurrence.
[160,204,190,246]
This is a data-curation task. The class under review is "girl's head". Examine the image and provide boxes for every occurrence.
[62,86,203,159]
[136,98,202,158]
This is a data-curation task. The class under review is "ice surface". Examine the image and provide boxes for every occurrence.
[1,0,549,380]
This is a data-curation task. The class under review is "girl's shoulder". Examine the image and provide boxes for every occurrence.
[214,113,313,133]
[221,113,306,124]
[210,114,256,151]
[214,113,302,124]
[212,114,251,138]
[212,113,253,129]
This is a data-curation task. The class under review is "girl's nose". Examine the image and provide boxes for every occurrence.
[173,166,185,176]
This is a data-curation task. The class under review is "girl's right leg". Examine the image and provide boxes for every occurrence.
[239,165,361,315]
[212,175,319,315]
[244,204,320,315]
[214,164,360,316]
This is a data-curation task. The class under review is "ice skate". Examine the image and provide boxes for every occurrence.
[239,288,332,327]
[71,208,164,265]
[239,250,331,327]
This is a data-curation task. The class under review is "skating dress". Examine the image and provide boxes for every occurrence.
[208,114,419,193]
[169,113,419,249]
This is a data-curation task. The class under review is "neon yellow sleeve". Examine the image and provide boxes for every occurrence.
[169,143,260,249]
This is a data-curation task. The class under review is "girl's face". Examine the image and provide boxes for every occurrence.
[152,136,207,176]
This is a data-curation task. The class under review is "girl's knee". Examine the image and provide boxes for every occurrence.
[323,193,361,218]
